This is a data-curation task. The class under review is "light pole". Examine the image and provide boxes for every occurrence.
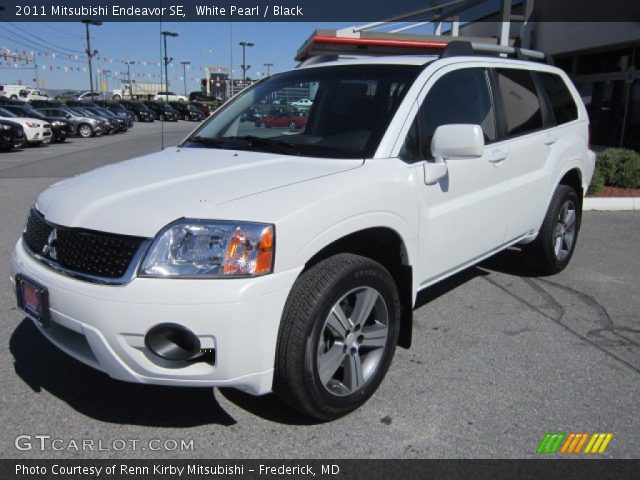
[82,19,102,99]
[239,41,254,84]
[180,61,191,96]
[263,63,273,76]
[125,60,135,97]
[161,31,179,102]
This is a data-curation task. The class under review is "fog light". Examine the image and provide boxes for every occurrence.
[144,323,201,361]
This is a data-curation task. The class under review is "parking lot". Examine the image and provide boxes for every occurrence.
[0,121,638,459]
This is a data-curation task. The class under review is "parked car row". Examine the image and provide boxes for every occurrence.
[0,97,212,153]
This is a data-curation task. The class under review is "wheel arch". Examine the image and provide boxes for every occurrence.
[301,226,414,349]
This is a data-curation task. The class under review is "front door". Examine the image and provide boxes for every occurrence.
[400,66,511,287]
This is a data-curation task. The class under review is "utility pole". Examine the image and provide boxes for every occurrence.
[239,41,254,84]
[263,63,273,76]
[180,61,191,96]
[161,31,179,102]
[82,19,102,99]
[125,60,135,98]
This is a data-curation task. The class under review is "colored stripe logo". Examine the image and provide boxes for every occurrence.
[537,433,612,454]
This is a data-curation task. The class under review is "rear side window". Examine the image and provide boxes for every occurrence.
[400,68,496,161]
[495,68,543,136]
[537,72,578,125]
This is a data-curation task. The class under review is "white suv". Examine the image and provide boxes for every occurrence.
[11,48,594,420]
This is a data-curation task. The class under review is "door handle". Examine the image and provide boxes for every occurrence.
[544,133,558,145]
[488,149,508,164]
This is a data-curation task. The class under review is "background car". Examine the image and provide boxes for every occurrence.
[37,107,103,138]
[155,91,187,102]
[0,107,51,145]
[143,101,180,121]
[0,104,69,142]
[0,119,26,151]
[0,84,29,100]
[256,109,308,129]
[120,101,155,122]
[95,100,135,127]
[291,98,313,108]
[168,102,205,121]
[77,91,103,101]
[84,107,129,132]
[71,107,117,134]
[24,89,50,102]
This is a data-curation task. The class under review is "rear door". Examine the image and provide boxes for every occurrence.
[492,67,557,239]
[401,66,511,285]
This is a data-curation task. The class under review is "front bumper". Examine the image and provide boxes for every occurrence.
[10,239,300,395]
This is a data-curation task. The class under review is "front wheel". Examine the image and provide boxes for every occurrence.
[78,124,93,138]
[274,253,400,421]
[522,185,581,275]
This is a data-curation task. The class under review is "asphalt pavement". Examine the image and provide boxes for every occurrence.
[0,122,638,458]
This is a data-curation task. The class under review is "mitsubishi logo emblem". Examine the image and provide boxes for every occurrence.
[42,228,58,261]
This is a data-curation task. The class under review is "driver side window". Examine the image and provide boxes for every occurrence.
[400,68,496,163]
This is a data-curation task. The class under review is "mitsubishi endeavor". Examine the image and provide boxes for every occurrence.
[11,41,594,420]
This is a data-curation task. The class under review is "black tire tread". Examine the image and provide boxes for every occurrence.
[524,184,581,275]
[273,253,398,420]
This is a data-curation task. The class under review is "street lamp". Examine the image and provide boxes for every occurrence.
[82,19,102,99]
[161,31,179,102]
[125,60,135,97]
[180,61,191,96]
[263,63,273,76]
[239,41,254,84]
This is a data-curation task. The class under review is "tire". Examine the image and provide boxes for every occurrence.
[113,95,121,101]
[259,122,266,128]
[78,124,93,138]
[10,95,17,99]
[289,121,297,128]
[274,253,401,421]
[522,185,581,275]
[135,114,140,122]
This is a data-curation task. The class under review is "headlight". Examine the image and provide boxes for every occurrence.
[140,220,274,278]
[1,124,11,131]
[52,121,64,127]
[25,122,40,128]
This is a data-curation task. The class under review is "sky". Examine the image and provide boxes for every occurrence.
[0,22,360,92]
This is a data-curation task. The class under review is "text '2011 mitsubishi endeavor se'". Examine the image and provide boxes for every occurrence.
[11,41,594,420]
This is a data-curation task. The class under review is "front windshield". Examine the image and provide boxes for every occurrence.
[183,64,420,159]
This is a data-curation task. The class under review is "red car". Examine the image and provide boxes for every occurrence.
[256,111,307,129]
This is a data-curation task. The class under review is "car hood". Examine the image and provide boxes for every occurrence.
[0,116,45,128]
[36,147,363,237]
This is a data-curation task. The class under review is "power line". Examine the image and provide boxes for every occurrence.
[0,32,84,64]
[40,23,83,39]
[0,25,84,60]
[0,20,84,54]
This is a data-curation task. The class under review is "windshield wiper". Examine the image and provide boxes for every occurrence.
[183,136,228,148]
[230,135,300,154]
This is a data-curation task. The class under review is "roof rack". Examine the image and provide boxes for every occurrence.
[295,31,545,65]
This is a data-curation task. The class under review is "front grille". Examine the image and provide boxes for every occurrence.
[23,208,147,281]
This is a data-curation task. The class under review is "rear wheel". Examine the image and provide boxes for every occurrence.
[274,253,400,420]
[78,124,93,138]
[523,185,581,275]
[289,121,297,128]
[113,95,121,101]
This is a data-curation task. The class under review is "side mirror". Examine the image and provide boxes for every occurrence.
[424,124,485,185]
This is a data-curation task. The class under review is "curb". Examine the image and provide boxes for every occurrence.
[584,197,640,211]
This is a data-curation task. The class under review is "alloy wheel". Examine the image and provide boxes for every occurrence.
[317,286,389,397]
[553,199,576,261]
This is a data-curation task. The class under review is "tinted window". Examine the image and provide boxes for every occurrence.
[537,72,578,125]
[400,68,496,161]
[496,68,543,136]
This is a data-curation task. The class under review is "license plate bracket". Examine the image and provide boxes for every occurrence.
[15,274,50,327]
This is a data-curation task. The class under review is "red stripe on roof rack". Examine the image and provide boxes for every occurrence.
[312,35,448,50]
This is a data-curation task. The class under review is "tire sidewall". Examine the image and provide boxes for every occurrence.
[302,265,400,415]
